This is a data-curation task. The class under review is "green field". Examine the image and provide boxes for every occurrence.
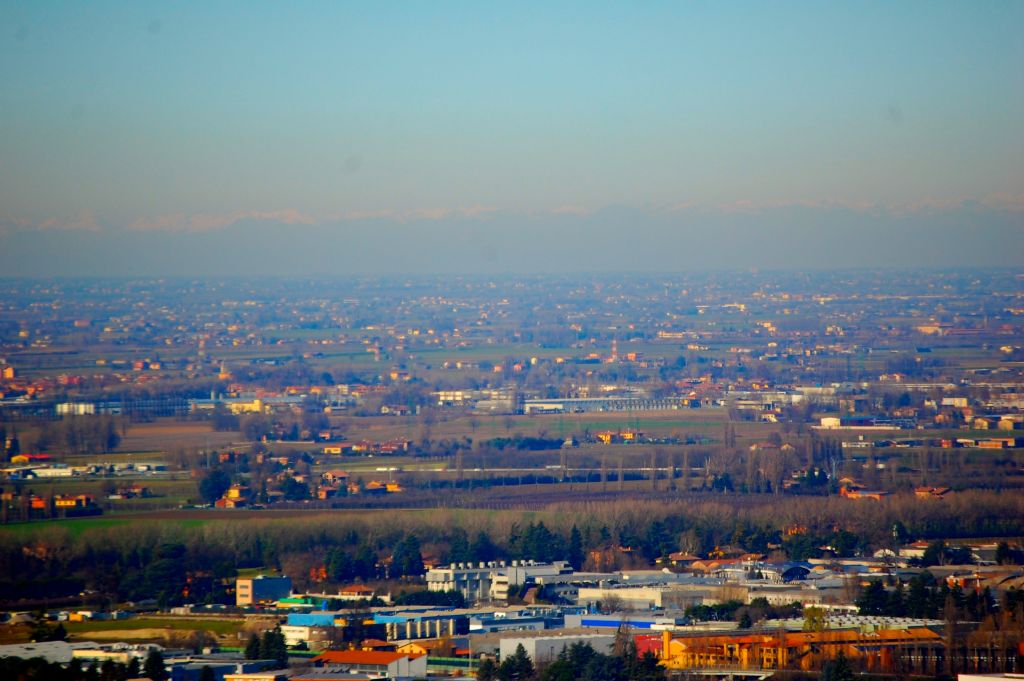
[0,517,136,538]
[0,516,215,538]
[65,617,244,636]
[573,418,722,431]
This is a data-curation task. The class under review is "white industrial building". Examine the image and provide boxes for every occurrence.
[426,561,573,604]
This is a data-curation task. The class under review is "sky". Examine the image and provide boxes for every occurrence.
[1,1,1022,275]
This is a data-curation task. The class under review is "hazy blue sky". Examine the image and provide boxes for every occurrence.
[1,2,1022,275]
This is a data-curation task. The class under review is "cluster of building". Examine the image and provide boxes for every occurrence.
[0,489,100,519]
[321,440,411,456]
[226,543,1024,642]
[1,457,166,481]
[5,541,1024,680]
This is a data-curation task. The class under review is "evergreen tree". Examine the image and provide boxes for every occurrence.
[518,522,561,562]
[448,528,472,564]
[562,641,597,671]
[921,539,946,567]
[885,581,906,616]
[392,534,425,578]
[142,649,167,681]
[245,633,260,660]
[906,573,931,618]
[198,469,231,504]
[498,644,534,681]
[641,521,672,563]
[471,530,500,563]
[821,651,854,681]
[632,651,667,681]
[268,622,288,667]
[477,657,498,681]
[541,659,575,681]
[856,581,887,615]
[567,525,585,570]
[353,544,378,580]
[327,548,354,581]
[507,523,523,558]
[582,653,626,681]
[263,626,288,668]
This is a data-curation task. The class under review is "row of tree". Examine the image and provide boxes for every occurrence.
[3,492,1024,609]
[0,649,171,681]
[478,640,665,681]
[856,571,1024,623]
[24,415,122,456]
[243,627,288,668]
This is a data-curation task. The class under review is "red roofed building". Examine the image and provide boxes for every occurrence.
[634,634,663,658]
[360,638,396,652]
[10,453,51,465]
[914,486,952,500]
[311,650,427,677]
[339,584,375,601]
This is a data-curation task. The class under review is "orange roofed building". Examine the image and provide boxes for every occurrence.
[338,584,375,601]
[311,650,427,677]
[660,627,943,675]
[840,486,889,501]
[914,486,952,499]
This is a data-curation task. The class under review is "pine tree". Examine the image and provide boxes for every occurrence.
[567,525,584,570]
[354,544,378,580]
[738,611,753,629]
[142,649,167,681]
[856,581,887,615]
[632,651,666,681]
[266,626,288,668]
[477,657,498,681]
[821,651,854,681]
[245,633,260,659]
[540,659,574,681]
[393,534,424,578]
[448,528,472,564]
[885,581,907,616]
[498,644,534,681]
[905,573,930,618]
[471,531,500,563]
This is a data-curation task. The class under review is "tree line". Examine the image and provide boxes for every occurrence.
[477,639,665,681]
[0,649,170,681]
[2,491,1023,609]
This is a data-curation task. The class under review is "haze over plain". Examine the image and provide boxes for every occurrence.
[1,2,1022,275]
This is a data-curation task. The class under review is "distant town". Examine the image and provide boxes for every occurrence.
[1,271,1023,680]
